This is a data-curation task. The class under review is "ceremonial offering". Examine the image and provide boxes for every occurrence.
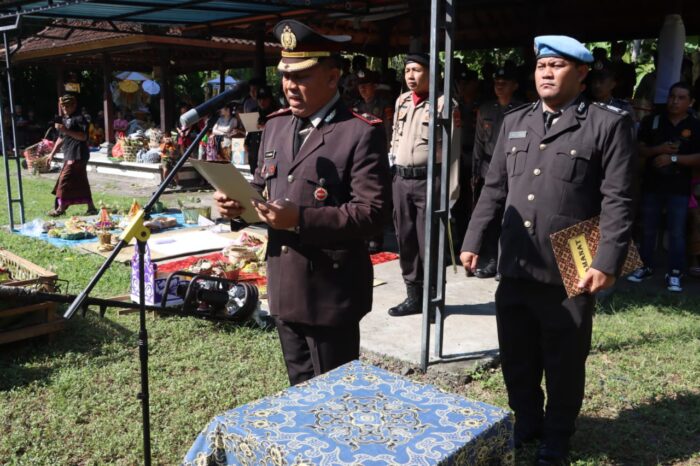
[183,360,513,465]
[47,216,96,240]
[550,216,642,297]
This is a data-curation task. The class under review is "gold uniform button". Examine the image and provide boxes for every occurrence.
[539,143,547,150]
[281,245,289,253]
[527,194,535,201]
[524,220,532,228]
[570,149,577,156]
[533,168,541,176]
[287,174,295,183]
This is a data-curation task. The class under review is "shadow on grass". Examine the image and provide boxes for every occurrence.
[598,283,700,316]
[0,309,134,391]
[573,392,700,465]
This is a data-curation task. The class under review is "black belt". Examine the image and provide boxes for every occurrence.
[395,165,428,179]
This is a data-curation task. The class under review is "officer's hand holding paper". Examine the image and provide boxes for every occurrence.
[192,159,263,224]
[251,198,299,230]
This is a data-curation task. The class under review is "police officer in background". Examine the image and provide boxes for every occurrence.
[388,53,459,317]
[587,61,635,118]
[461,36,636,464]
[353,69,393,149]
[471,66,522,278]
[353,69,394,253]
[214,20,391,385]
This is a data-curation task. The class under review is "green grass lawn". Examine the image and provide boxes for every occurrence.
[2,163,700,465]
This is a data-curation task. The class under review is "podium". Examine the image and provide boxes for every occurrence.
[184,360,513,465]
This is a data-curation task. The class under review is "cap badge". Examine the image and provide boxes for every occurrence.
[280,25,297,51]
[357,70,365,78]
[593,61,603,70]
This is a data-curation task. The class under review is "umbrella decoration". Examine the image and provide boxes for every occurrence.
[116,71,151,81]
[142,80,161,95]
[118,80,140,93]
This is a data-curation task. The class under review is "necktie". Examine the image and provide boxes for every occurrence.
[544,110,562,131]
[293,117,312,157]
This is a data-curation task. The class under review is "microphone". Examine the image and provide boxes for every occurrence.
[179,84,245,128]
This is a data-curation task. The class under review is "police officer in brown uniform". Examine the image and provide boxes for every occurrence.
[214,20,391,386]
[388,53,458,317]
[461,36,635,464]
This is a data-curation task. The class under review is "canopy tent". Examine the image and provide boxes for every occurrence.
[0,0,351,26]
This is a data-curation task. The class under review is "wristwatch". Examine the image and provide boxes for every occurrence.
[671,155,678,164]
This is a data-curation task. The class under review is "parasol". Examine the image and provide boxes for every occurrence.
[116,71,151,81]
[206,75,239,87]
[142,80,161,95]
[118,80,140,93]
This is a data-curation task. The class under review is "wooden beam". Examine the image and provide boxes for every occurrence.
[102,53,115,143]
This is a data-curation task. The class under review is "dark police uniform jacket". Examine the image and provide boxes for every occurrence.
[252,100,391,326]
[462,98,636,285]
[473,99,522,179]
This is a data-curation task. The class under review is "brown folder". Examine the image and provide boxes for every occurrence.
[550,216,642,297]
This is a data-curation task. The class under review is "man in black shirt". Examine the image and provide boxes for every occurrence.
[628,82,700,292]
[47,94,97,216]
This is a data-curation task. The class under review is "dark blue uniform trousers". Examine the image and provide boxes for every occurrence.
[495,277,594,440]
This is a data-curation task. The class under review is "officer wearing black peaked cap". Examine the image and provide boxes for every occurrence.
[214,20,391,386]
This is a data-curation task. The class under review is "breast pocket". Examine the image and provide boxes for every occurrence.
[394,108,408,136]
[552,146,593,183]
[506,140,529,177]
[419,113,431,141]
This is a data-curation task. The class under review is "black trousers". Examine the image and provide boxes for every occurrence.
[274,318,360,386]
[392,175,427,286]
[495,277,594,439]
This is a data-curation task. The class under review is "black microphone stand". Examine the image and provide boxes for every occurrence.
[62,114,218,466]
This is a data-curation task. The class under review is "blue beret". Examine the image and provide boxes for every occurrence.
[534,35,594,64]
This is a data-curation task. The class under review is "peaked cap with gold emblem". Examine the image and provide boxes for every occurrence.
[273,20,350,72]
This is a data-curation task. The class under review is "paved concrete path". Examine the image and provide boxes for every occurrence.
[361,259,500,375]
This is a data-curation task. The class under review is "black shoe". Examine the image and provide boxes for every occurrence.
[388,284,422,317]
[474,258,497,279]
[513,423,542,449]
[536,437,570,466]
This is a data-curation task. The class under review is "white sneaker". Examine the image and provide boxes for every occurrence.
[665,270,683,292]
[627,267,653,283]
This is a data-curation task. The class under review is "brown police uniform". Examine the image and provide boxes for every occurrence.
[252,101,390,384]
[462,97,636,441]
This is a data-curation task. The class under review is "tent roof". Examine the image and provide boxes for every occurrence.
[9,20,281,71]
[0,0,352,26]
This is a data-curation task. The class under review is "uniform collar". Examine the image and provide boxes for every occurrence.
[308,92,340,128]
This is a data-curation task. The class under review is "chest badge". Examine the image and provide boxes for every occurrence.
[314,187,328,201]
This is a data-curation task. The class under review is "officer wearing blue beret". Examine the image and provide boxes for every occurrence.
[461,36,636,464]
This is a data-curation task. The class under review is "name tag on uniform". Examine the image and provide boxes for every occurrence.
[508,131,527,139]
[264,150,276,159]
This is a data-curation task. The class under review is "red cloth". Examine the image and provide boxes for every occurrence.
[412,92,428,106]
[370,251,399,265]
